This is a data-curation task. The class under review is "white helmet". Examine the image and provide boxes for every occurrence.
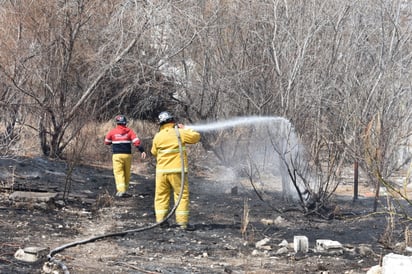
[158,111,174,125]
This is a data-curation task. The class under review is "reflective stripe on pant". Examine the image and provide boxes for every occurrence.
[112,154,132,193]
[155,172,189,225]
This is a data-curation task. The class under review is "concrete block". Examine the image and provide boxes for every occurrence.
[14,246,49,262]
[316,239,343,252]
[9,191,58,202]
[382,253,412,274]
[293,235,309,253]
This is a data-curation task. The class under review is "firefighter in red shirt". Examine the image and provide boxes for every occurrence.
[105,115,146,197]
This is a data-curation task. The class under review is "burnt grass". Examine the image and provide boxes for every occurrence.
[0,156,410,274]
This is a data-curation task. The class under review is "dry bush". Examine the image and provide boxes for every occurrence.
[241,197,250,240]
[94,189,114,210]
[405,226,411,247]
[378,197,395,248]
[7,125,40,158]
[79,121,114,166]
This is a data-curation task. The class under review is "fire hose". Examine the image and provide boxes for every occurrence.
[47,124,186,274]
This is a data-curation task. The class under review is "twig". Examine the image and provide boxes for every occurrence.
[0,256,13,264]
[0,242,20,248]
[115,262,159,274]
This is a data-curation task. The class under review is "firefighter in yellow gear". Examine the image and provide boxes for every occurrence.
[151,111,200,230]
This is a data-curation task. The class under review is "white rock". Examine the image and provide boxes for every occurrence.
[260,218,274,225]
[42,262,61,274]
[274,216,286,225]
[279,239,288,247]
[276,247,289,255]
[255,237,271,248]
[251,249,260,256]
[366,265,381,274]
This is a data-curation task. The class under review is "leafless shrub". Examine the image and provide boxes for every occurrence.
[2,165,16,194]
[241,197,250,240]
[405,226,411,247]
[94,189,114,210]
[378,197,395,248]
[62,133,87,201]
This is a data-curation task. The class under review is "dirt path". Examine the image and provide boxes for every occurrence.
[0,157,410,273]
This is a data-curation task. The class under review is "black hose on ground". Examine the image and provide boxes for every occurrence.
[47,124,186,273]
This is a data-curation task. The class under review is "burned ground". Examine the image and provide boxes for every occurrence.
[0,156,410,274]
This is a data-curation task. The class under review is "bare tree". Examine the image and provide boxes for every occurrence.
[1,0,411,216]
[154,0,412,213]
[0,0,173,158]
[0,83,25,157]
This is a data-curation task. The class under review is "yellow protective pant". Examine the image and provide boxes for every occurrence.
[155,173,189,226]
[112,154,132,193]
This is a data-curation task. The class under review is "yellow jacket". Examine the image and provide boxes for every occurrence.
[151,123,201,174]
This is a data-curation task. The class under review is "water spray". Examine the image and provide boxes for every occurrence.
[186,116,290,132]
[186,115,305,201]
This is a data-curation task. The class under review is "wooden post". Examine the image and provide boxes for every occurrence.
[353,161,358,201]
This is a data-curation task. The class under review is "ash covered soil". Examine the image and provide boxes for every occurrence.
[0,156,410,274]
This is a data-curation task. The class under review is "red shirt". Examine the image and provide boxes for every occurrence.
[104,125,143,154]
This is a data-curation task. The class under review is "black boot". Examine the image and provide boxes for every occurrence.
[159,220,170,228]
